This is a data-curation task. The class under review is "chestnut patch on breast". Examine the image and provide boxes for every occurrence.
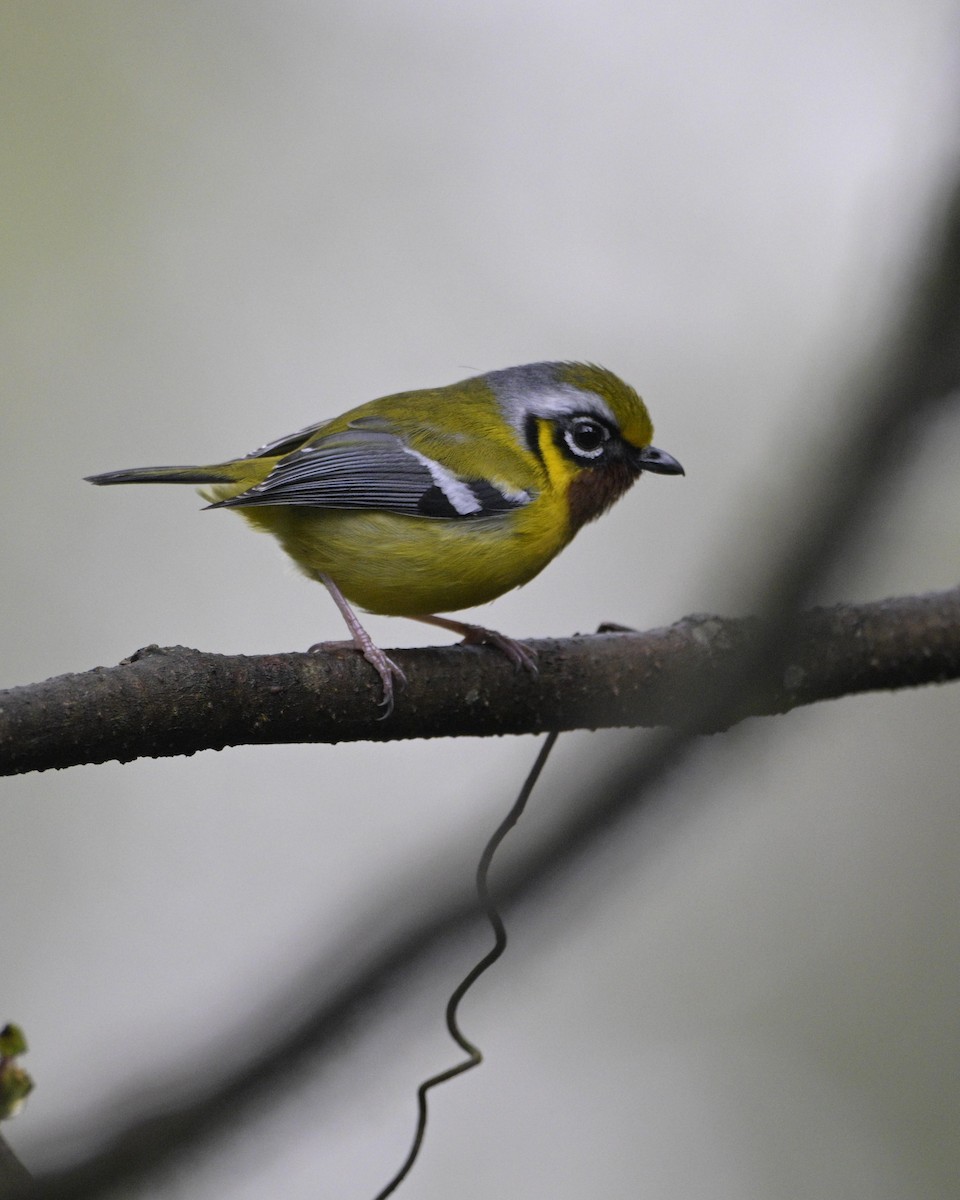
[565,459,639,532]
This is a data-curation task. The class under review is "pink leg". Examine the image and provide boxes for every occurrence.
[312,574,407,717]
[411,614,538,674]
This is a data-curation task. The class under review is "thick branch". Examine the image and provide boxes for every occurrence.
[2,586,958,776]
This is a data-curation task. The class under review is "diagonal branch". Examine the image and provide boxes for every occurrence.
[2,585,958,777]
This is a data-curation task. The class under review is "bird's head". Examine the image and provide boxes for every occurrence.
[487,361,683,531]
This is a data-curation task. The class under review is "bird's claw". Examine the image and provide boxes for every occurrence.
[457,624,538,675]
[368,648,406,719]
[309,639,406,717]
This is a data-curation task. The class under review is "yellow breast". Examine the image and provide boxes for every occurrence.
[240,491,572,616]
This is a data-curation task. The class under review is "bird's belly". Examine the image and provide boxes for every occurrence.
[242,506,568,616]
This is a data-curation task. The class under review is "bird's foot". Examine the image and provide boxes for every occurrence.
[309,638,406,718]
[314,573,407,718]
[412,614,538,675]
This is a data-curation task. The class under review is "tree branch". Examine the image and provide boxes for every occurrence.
[2,586,958,777]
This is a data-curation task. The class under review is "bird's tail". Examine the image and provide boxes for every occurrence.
[85,463,245,487]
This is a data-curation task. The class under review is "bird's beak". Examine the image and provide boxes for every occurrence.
[634,445,684,476]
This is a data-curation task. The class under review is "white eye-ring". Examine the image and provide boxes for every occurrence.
[564,416,610,459]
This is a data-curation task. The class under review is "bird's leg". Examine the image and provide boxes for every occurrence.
[411,614,538,674]
[311,574,406,717]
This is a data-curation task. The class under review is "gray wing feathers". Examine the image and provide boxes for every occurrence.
[218,431,434,512]
[214,428,531,520]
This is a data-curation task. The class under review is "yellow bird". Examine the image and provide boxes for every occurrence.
[87,361,683,713]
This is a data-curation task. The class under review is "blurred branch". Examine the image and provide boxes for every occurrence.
[1,585,959,776]
[0,1139,30,1195]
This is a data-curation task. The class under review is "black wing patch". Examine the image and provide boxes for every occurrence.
[211,428,531,520]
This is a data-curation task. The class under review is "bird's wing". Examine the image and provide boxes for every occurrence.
[212,424,533,520]
[241,418,334,460]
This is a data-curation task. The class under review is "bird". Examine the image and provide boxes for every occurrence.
[86,361,683,714]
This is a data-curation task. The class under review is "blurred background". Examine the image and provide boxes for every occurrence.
[3,2,960,1197]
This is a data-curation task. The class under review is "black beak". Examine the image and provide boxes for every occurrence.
[634,445,684,476]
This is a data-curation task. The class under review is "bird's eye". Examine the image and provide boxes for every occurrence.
[564,416,610,459]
